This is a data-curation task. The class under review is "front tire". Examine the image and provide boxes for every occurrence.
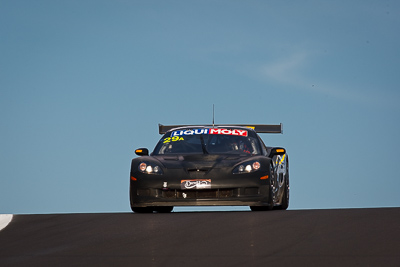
[275,156,289,210]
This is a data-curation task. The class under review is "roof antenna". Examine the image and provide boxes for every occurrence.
[212,104,215,127]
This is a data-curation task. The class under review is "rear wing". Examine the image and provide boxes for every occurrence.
[158,123,283,134]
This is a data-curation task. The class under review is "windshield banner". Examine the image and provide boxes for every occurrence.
[172,128,248,137]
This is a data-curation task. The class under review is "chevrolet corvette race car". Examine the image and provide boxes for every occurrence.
[130,124,289,213]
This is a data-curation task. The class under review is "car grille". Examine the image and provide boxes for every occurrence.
[159,188,258,199]
[184,189,226,199]
[136,187,260,199]
[164,189,233,199]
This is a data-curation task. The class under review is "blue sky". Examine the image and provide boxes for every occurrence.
[1,0,399,214]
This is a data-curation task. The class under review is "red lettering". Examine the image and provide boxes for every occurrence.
[209,129,221,134]
[209,128,248,136]
[236,130,248,136]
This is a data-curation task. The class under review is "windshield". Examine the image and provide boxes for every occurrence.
[153,128,261,155]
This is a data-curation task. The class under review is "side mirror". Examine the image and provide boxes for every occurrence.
[135,148,149,156]
[269,147,286,158]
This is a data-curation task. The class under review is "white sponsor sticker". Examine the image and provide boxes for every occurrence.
[181,179,211,189]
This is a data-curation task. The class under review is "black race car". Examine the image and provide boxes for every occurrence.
[130,124,289,213]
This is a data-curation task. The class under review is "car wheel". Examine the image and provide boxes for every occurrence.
[250,163,275,211]
[275,179,289,210]
[280,178,289,210]
[276,157,289,210]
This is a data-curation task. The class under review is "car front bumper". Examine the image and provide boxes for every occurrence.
[130,183,272,207]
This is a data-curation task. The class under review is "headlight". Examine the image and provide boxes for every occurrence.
[138,162,163,175]
[233,161,261,174]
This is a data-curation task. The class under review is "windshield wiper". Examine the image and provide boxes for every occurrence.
[199,135,209,154]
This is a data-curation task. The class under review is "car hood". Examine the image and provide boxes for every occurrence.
[152,154,250,170]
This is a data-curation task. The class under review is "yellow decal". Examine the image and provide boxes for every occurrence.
[163,136,184,143]
[275,154,286,165]
[280,154,286,164]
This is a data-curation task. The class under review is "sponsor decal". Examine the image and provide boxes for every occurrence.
[163,136,184,143]
[209,128,247,136]
[181,179,211,189]
[172,128,247,137]
[172,129,209,136]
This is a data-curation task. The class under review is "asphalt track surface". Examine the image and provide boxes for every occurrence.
[0,208,399,267]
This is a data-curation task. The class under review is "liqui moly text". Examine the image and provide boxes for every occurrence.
[171,128,248,137]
